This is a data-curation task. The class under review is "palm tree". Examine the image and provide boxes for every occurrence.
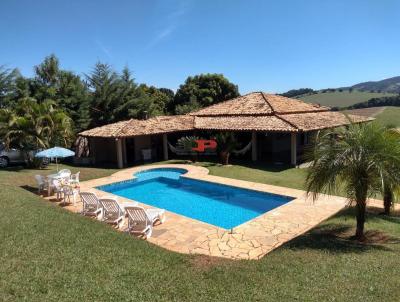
[306,122,400,240]
[176,136,200,162]
[215,132,240,165]
[0,98,73,165]
[381,127,400,215]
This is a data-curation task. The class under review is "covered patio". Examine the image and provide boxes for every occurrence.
[79,92,372,168]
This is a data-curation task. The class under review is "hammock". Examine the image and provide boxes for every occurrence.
[168,142,189,155]
[232,141,252,155]
[168,142,217,156]
[169,141,251,156]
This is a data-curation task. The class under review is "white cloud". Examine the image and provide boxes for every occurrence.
[147,1,191,48]
[94,39,113,59]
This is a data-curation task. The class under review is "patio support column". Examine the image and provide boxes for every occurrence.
[116,138,123,169]
[291,132,297,167]
[122,138,127,165]
[163,133,168,160]
[251,131,257,161]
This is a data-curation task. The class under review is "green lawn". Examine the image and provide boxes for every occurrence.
[165,159,308,191]
[374,106,400,128]
[299,91,395,108]
[1,163,400,301]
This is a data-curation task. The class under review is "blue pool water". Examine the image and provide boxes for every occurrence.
[97,168,294,229]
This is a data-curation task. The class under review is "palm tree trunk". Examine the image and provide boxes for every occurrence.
[220,151,230,165]
[383,186,393,215]
[355,199,366,241]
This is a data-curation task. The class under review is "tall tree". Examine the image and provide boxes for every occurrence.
[136,84,173,117]
[173,73,239,114]
[57,71,91,132]
[0,66,19,108]
[86,63,171,125]
[34,54,60,86]
[306,122,400,240]
[86,62,120,127]
[113,67,140,121]
[32,54,60,101]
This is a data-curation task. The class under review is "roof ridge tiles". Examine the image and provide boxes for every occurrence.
[260,92,275,113]
[274,114,299,131]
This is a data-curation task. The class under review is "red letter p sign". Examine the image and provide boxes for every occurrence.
[192,139,217,152]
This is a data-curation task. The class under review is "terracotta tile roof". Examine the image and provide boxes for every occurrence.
[190,92,329,116]
[79,92,373,137]
[190,92,273,116]
[194,116,297,131]
[79,120,130,138]
[119,115,194,136]
[79,115,194,138]
[263,93,329,114]
[279,112,374,131]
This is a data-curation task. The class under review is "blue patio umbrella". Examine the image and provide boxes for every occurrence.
[35,146,75,171]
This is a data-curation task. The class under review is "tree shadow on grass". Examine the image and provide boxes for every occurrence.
[167,158,294,172]
[20,185,68,206]
[229,159,293,172]
[20,185,40,195]
[285,222,400,254]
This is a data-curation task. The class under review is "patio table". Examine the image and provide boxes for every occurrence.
[46,173,68,196]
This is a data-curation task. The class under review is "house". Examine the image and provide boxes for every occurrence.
[78,92,372,167]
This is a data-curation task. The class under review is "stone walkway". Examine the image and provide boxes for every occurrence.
[46,164,350,260]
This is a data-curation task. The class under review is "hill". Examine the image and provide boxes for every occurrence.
[298,90,395,108]
[349,76,400,93]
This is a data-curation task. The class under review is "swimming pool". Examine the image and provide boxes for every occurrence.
[97,168,294,229]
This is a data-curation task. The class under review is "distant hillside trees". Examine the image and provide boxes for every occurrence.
[347,95,400,109]
[173,74,239,114]
[350,76,400,94]
[281,88,315,98]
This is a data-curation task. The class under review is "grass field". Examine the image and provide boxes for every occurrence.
[298,91,395,108]
[345,107,386,117]
[1,162,400,301]
[345,106,400,128]
[374,106,400,128]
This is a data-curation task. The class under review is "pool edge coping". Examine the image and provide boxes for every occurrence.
[76,164,348,260]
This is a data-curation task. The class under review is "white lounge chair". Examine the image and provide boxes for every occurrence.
[79,192,103,217]
[99,198,125,228]
[34,175,48,194]
[125,206,166,238]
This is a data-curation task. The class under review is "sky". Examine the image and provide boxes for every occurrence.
[1,0,399,93]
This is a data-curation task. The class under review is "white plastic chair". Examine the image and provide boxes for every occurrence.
[58,169,71,176]
[69,171,80,185]
[125,206,166,238]
[51,179,64,201]
[62,185,79,205]
[79,192,102,217]
[99,198,125,228]
[58,169,71,183]
[34,175,48,194]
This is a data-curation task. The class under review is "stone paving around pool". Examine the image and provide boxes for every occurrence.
[46,164,351,260]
